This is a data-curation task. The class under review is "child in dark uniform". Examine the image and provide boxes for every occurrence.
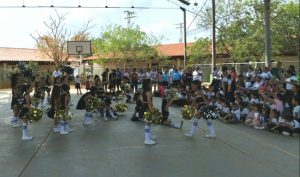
[76,91,94,126]
[58,76,72,134]
[19,85,33,140]
[161,96,181,128]
[11,74,23,127]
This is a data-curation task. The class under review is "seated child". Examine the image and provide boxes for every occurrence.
[268,109,280,131]
[219,99,230,117]
[245,103,262,127]
[126,89,134,103]
[254,106,270,130]
[249,93,260,104]
[271,110,300,136]
[220,102,240,123]
[240,102,250,122]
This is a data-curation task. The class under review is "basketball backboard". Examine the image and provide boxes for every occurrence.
[67,41,92,55]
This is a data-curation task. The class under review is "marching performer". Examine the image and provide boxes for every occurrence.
[184,80,218,138]
[76,89,94,126]
[142,79,157,145]
[19,84,33,140]
[10,73,23,127]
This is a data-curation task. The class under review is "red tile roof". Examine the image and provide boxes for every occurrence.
[154,43,193,57]
[0,47,53,62]
[0,47,79,62]
[85,43,194,61]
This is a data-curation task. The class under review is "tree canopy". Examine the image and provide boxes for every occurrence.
[32,10,93,67]
[191,0,299,62]
[92,25,165,65]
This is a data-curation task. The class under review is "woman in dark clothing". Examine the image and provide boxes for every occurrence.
[142,79,156,145]
[19,85,33,140]
[10,73,23,127]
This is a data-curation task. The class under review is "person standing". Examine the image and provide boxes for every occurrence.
[19,85,34,140]
[150,68,158,92]
[162,69,170,87]
[142,79,156,145]
[192,67,202,85]
[74,75,82,94]
[130,68,139,93]
[109,69,116,93]
[172,68,181,87]
[101,68,109,92]
[52,67,62,78]
[116,68,122,92]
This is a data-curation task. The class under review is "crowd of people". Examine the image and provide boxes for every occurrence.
[9,62,300,144]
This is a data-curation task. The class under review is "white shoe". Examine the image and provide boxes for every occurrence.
[150,135,157,141]
[22,135,33,141]
[205,134,216,138]
[60,130,69,135]
[282,131,290,136]
[184,132,194,137]
[83,120,92,126]
[144,139,157,145]
[171,123,181,129]
[66,125,74,132]
[254,125,264,130]
[53,127,60,133]
[103,117,108,121]
[12,122,22,128]
[110,112,118,119]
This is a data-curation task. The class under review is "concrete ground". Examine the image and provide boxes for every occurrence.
[0,89,299,177]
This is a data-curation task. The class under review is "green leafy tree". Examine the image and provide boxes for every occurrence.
[92,25,164,66]
[193,0,299,62]
[188,37,211,62]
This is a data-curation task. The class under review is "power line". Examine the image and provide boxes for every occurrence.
[187,0,208,31]
[0,5,179,9]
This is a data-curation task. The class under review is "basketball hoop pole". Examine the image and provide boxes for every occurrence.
[79,54,83,77]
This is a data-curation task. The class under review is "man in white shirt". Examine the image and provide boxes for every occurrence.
[285,71,298,108]
[52,67,62,78]
[192,67,202,82]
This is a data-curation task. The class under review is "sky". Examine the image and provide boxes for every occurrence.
[0,0,210,48]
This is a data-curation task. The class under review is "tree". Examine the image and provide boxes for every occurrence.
[188,37,211,62]
[32,10,93,67]
[92,25,164,66]
[193,0,299,62]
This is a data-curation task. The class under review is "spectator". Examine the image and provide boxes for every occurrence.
[172,68,181,87]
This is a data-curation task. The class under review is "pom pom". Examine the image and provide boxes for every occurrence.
[54,110,72,120]
[181,105,197,120]
[16,62,33,79]
[199,105,221,120]
[165,88,179,100]
[144,108,163,125]
[120,82,131,92]
[60,65,74,75]
[27,108,43,122]
[86,97,104,111]
[115,103,128,112]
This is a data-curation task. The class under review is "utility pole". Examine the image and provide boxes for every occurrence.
[175,23,184,43]
[180,7,187,68]
[211,0,216,70]
[264,0,271,67]
[124,11,136,28]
